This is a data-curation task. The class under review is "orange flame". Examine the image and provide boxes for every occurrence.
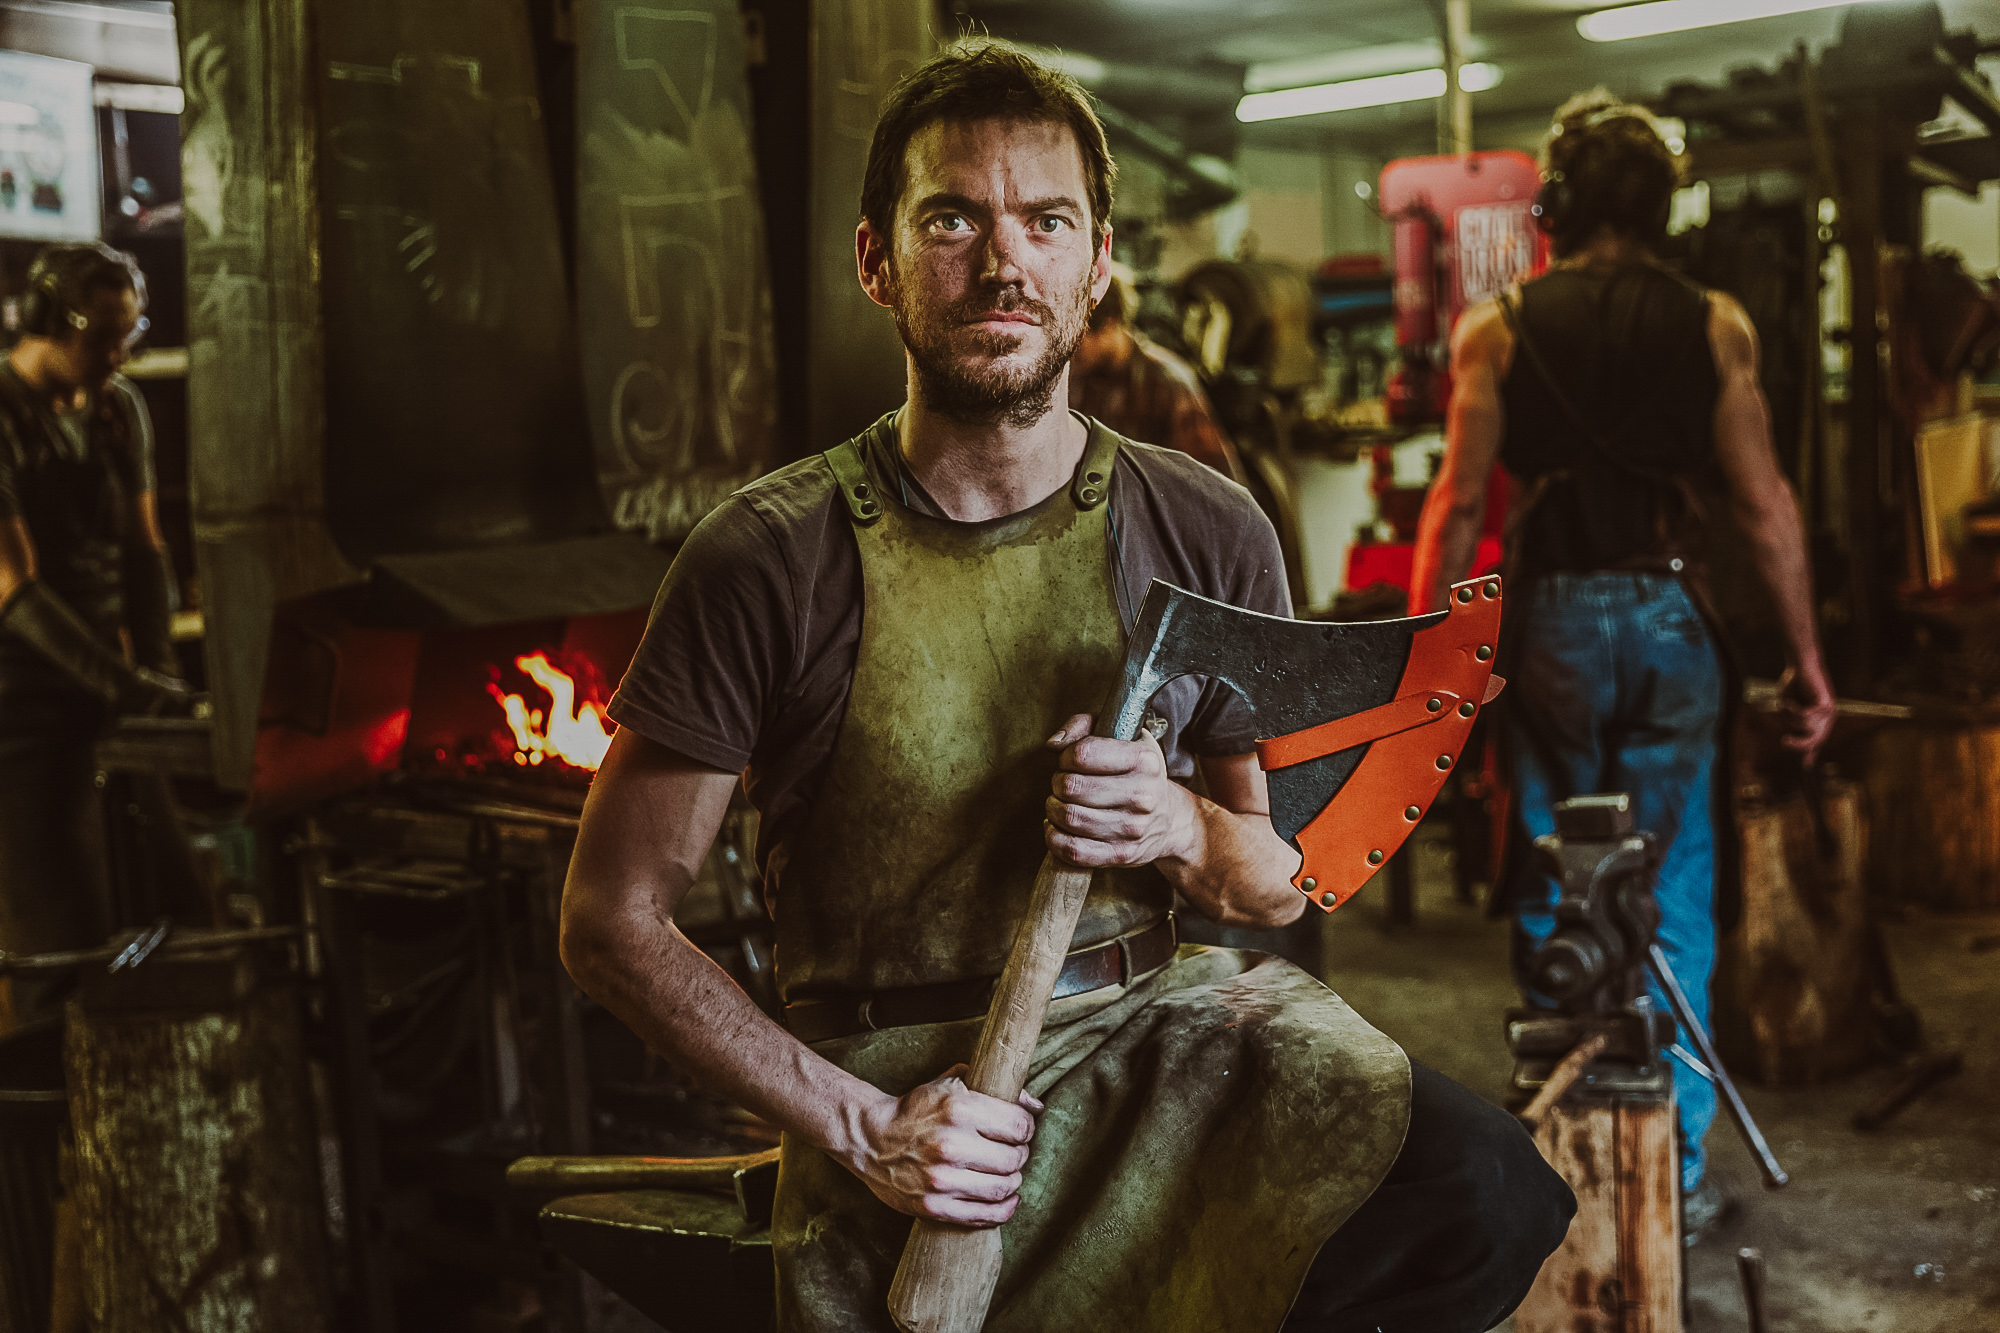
[487,652,614,772]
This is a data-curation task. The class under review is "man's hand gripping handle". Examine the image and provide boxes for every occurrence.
[886,712,1135,1333]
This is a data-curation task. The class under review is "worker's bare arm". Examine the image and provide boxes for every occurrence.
[1409,297,1512,615]
[1044,722,1304,929]
[0,516,38,606]
[560,728,1040,1226]
[1708,293,1835,761]
[127,490,169,553]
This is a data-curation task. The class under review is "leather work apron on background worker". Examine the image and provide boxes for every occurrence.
[769,414,1412,1333]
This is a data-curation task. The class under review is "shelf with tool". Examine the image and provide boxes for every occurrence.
[1657,6,2000,940]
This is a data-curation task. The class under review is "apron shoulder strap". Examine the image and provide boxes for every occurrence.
[823,437,883,526]
[826,417,1123,525]
[1069,419,1119,511]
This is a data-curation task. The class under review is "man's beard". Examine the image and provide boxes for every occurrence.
[894,271,1094,428]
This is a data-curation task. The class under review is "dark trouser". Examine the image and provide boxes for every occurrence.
[0,692,110,1026]
[1284,1062,1574,1333]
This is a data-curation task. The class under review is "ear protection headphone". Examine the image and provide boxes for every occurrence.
[17,242,148,339]
[1532,170,1572,238]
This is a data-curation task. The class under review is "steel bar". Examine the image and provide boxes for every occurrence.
[0,926,299,976]
[1648,944,1789,1188]
[1852,1051,1964,1132]
[1738,1248,1769,1333]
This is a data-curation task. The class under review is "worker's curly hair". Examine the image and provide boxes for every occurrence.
[1537,89,1686,256]
[861,39,1116,250]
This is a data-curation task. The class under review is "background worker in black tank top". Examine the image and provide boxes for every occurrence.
[1408,91,1836,1239]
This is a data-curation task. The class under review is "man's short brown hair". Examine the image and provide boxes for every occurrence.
[1538,89,1685,256]
[861,39,1116,249]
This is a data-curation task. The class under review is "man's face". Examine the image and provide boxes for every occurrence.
[47,285,143,392]
[859,116,1111,427]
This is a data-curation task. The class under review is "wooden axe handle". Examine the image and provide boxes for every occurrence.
[887,850,1096,1333]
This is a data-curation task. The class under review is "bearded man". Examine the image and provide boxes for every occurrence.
[562,41,1571,1333]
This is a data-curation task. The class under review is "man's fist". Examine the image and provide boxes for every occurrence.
[1779,664,1836,768]
[847,1065,1042,1226]
[1043,712,1195,870]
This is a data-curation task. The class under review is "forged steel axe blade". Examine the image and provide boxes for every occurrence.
[1118,576,1502,911]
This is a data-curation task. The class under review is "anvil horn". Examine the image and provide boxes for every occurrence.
[1110,575,1503,911]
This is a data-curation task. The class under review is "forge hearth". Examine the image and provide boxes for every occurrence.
[249,599,648,816]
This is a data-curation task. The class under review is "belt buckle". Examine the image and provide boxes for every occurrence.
[1116,934,1133,987]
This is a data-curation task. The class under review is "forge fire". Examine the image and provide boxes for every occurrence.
[486,652,615,773]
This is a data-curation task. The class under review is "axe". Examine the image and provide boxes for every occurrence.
[888,575,1504,1333]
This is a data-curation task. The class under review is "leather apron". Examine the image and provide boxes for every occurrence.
[0,364,123,1019]
[1491,286,1744,928]
[772,413,1411,1333]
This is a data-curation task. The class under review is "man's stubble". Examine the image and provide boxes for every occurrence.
[893,264,1096,429]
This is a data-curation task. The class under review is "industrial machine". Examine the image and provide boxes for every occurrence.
[1377,149,1546,428]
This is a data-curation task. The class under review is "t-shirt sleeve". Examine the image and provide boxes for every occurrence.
[1177,489,1291,758]
[607,497,795,773]
[110,377,156,495]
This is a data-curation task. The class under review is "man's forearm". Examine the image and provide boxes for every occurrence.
[1409,489,1486,616]
[1737,490,1827,680]
[1157,788,1305,928]
[563,915,888,1162]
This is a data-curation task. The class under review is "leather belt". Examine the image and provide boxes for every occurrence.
[783,914,1177,1046]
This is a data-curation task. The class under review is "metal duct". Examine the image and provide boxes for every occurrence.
[574,0,778,542]
[180,0,356,789]
[806,0,935,450]
[315,0,603,561]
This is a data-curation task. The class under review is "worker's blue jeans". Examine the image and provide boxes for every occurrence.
[1506,572,1722,1193]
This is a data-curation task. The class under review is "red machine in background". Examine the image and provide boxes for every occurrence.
[1359,152,1549,908]
[1345,151,1549,598]
[1379,150,1547,426]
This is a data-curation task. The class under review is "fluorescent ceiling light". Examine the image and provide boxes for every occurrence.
[1015,44,1107,85]
[1236,63,1500,124]
[1245,41,1483,94]
[1579,0,1894,43]
[93,82,185,116]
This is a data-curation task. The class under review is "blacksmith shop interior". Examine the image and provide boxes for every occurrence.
[0,0,1998,1330]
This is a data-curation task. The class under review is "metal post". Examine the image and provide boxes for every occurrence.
[1844,99,1884,690]
[1442,0,1473,156]
[307,851,397,1331]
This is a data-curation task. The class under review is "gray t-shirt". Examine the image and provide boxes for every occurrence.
[608,413,1290,878]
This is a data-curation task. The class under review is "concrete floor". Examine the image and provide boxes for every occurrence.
[1324,828,2000,1333]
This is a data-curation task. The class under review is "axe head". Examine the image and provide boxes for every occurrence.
[1105,576,1503,912]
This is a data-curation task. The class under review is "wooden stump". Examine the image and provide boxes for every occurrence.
[64,941,331,1331]
[1715,779,1883,1084]
[1515,1091,1682,1333]
[1867,723,2000,910]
